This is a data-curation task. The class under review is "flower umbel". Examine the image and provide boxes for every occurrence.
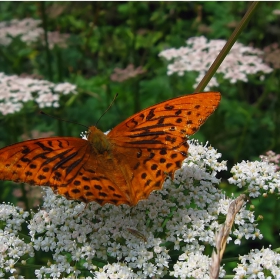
[260,150,280,171]
[0,141,276,278]
[0,204,34,277]
[229,160,280,197]
[0,72,77,115]
[0,18,70,49]
[0,18,43,46]
[159,36,273,90]
[233,247,280,279]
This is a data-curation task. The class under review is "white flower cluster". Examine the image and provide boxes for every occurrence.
[95,263,136,279]
[260,150,280,171]
[0,141,275,278]
[171,251,214,279]
[233,247,280,279]
[229,160,280,198]
[0,72,77,115]
[0,204,34,277]
[0,18,70,49]
[0,18,43,46]
[28,187,172,278]
[44,31,70,49]
[159,36,273,90]
[0,203,29,232]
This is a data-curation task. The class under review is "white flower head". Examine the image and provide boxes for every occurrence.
[0,73,77,115]
[234,247,280,279]
[0,140,267,278]
[229,160,280,197]
[0,18,43,46]
[159,36,273,90]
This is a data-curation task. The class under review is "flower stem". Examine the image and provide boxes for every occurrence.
[40,2,53,81]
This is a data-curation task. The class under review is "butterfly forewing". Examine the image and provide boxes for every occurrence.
[108,92,221,147]
[106,92,221,205]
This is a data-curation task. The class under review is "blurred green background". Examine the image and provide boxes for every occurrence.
[0,1,279,273]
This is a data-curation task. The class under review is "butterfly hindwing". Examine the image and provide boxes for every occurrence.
[0,137,131,205]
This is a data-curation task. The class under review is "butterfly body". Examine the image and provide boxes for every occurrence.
[0,92,221,206]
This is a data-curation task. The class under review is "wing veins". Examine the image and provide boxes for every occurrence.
[65,157,84,176]
[34,141,53,151]
[41,148,74,166]
[60,145,91,185]
[130,120,184,131]
[53,150,79,171]
[124,139,163,145]
[128,131,166,138]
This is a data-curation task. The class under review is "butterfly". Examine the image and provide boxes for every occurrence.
[0,92,221,207]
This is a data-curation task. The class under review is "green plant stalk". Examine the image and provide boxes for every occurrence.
[235,112,250,163]
[224,275,237,279]
[0,48,17,73]
[221,257,240,263]
[18,232,32,242]
[254,70,278,150]
[15,263,43,269]
[54,47,61,82]
[128,4,141,114]
[194,2,260,93]
[20,183,30,211]
[40,2,53,81]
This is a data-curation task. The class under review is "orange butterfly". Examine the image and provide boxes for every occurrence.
[0,92,221,206]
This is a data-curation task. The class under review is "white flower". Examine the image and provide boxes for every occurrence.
[0,72,77,115]
[234,247,280,278]
[95,263,136,279]
[143,262,157,277]
[0,140,269,278]
[171,251,225,278]
[0,230,34,276]
[229,160,280,197]
[54,83,77,95]
[0,18,43,46]
[0,18,70,49]
[107,242,122,258]
[159,36,273,90]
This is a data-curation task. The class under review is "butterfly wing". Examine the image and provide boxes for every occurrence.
[108,92,221,205]
[0,92,221,207]
[0,137,130,206]
[108,92,221,144]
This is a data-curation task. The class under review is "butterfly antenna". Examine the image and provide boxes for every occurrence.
[95,93,118,126]
[40,111,89,129]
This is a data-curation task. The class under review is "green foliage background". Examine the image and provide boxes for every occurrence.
[0,1,280,277]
